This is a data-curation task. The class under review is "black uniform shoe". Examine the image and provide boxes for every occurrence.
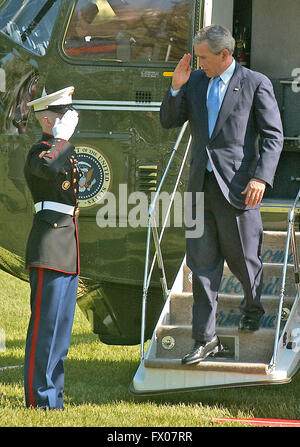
[238,315,261,332]
[181,335,222,365]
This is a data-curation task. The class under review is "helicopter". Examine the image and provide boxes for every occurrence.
[0,1,299,394]
[0,0,194,345]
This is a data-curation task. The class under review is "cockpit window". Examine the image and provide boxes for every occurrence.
[64,0,191,62]
[0,0,63,56]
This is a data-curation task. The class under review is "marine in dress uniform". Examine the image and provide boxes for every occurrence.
[23,87,81,409]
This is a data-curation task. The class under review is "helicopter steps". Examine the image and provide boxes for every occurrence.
[131,231,300,395]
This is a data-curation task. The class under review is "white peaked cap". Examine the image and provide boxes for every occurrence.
[27,86,75,112]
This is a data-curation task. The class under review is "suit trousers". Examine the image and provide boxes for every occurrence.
[186,171,264,343]
[24,267,78,409]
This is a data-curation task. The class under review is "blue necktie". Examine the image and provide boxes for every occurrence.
[206,76,221,171]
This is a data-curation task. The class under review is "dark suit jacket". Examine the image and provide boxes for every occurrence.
[160,62,284,209]
[24,134,81,274]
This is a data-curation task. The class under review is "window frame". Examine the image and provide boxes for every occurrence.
[60,0,195,68]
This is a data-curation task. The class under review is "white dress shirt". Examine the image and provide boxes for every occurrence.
[206,59,236,102]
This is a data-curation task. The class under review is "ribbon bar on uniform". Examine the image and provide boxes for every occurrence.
[34,201,75,216]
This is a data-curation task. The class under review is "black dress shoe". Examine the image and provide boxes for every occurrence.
[181,335,222,365]
[238,315,261,332]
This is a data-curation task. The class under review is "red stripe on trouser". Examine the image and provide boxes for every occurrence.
[28,267,44,407]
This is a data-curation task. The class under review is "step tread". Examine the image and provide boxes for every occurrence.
[157,324,275,333]
[171,291,294,302]
[144,357,270,375]
[229,262,295,268]
[264,230,300,237]
[183,262,298,297]
[155,325,275,364]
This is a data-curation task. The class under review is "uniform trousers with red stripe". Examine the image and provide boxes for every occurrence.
[24,267,78,409]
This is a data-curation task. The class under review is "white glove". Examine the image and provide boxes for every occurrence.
[52,109,79,140]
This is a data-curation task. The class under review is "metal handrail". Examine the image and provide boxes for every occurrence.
[140,121,191,361]
[269,188,300,371]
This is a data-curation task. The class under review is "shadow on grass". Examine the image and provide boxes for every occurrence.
[65,357,300,420]
[1,335,300,420]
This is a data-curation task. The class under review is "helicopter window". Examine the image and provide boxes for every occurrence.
[64,0,191,62]
[0,0,63,56]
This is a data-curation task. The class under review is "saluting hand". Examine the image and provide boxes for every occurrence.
[242,178,266,207]
[53,109,79,141]
[172,53,192,91]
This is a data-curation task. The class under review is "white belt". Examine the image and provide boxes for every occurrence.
[34,201,75,216]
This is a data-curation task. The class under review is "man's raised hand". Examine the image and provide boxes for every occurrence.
[172,53,192,91]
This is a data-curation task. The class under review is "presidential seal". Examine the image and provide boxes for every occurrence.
[74,146,112,208]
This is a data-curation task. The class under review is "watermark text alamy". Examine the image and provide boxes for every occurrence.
[95,184,204,238]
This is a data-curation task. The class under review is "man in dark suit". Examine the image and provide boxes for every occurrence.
[23,87,81,408]
[160,25,283,365]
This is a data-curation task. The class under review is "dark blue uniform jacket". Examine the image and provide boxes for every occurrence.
[24,133,81,274]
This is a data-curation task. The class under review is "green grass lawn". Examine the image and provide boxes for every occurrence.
[0,268,299,428]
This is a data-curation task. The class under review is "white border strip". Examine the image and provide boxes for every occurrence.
[73,100,162,106]
[73,100,161,112]
[75,105,160,111]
